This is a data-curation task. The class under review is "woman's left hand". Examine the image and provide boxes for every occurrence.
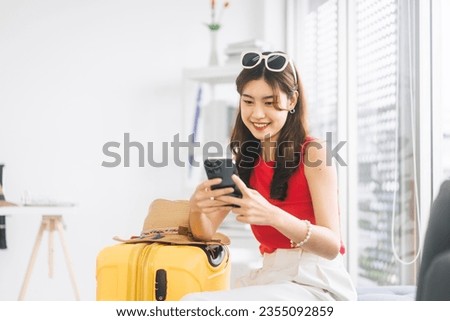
[217,175,277,225]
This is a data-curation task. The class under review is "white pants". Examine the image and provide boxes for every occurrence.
[182,248,357,301]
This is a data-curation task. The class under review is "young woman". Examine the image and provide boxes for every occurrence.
[184,51,357,300]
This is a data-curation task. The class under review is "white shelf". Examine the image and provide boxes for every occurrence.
[182,63,241,190]
[183,64,241,84]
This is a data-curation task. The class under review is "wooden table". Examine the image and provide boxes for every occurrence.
[0,205,80,300]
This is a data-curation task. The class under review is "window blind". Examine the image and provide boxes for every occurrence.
[356,0,417,285]
[303,0,338,138]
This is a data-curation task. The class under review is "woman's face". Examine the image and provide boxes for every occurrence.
[240,78,296,143]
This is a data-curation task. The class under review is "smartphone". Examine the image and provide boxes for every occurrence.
[203,158,242,199]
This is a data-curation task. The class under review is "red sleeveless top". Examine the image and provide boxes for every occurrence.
[249,137,345,255]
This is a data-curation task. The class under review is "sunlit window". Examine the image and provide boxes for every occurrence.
[354,0,419,286]
[302,0,338,139]
[296,0,420,286]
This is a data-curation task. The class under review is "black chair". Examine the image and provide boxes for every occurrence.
[416,179,450,301]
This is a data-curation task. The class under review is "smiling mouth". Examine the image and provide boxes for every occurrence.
[253,122,270,129]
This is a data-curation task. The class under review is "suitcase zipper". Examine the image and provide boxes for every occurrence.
[139,245,154,300]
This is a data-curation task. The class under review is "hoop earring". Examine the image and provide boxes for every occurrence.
[289,108,296,114]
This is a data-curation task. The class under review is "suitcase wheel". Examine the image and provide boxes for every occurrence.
[200,245,227,267]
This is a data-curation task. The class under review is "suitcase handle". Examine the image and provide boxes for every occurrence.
[199,245,227,267]
[155,269,167,301]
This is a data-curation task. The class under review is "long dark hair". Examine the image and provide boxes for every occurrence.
[229,55,309,200]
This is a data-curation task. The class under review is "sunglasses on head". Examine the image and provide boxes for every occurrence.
[240,51,297,84]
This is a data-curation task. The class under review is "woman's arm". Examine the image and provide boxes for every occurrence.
[272,140,342,259]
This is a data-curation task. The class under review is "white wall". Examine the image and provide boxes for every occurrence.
[0,0,285,300]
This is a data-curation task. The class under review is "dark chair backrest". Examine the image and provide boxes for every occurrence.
[416,180,450,300]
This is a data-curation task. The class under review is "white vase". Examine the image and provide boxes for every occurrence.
[209,30,219,66]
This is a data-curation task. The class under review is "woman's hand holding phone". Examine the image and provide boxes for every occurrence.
[189,177,236,215]
[217,175,279,226]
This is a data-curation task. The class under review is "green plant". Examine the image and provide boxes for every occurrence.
[206,0,229,31]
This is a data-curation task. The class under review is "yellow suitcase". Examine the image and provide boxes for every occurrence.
[96,242,230,301]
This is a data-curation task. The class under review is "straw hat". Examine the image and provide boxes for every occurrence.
[114,199,230,245]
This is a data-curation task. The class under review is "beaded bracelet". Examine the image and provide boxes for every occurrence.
[290,220,312,248]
